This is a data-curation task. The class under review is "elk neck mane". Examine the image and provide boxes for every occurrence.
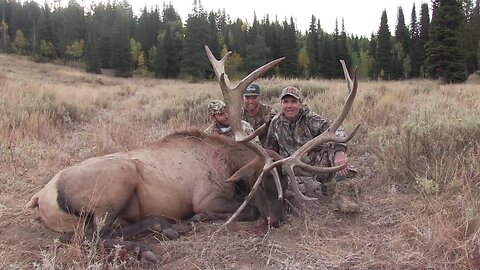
[152,128,249,153]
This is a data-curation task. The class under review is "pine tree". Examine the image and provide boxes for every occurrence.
[23,1,41,55]
[418,3,430,77]
[84,17,101,74]
[279,17,299,77]
[462,0,480,73]
[162,4,183,78]
[134,6,160,61]
[181,0,209,80]
[391,42,406,79]
[225,18,247,57]
[56,0,86,61]
[244,33,270,74]
[206,11,220,79]
[263,16,281,61]
[426,0,467,83]
[110,6,132,77]
[319,33,336,79]
[306,15,320,78]
[38,3,54,44]
[395,6,410,53]
[33,4,55,61]
[409,3,421,77]
[350,35,371,79]
[97,3,114,68]
[4,0,22,42]
[376,10,393,80]
[473,0,480,72]
[153,33,167,77]
[338,19,352,76]
[247,12,259,46]
[332,19,341,77]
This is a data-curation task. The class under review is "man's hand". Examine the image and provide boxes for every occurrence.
[334,151,349,177]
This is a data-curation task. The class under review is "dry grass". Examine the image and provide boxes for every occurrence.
[1,53,479,269]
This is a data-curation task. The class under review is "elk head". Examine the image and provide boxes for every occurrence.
[205,46,360,227]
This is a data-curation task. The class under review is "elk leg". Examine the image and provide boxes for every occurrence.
[191,199,259,222]
[98,216,181,265]
[100,216,180,240]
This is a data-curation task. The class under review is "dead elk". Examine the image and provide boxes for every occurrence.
[26,130,288,263]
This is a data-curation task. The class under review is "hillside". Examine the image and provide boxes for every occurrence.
[0,54,479,269]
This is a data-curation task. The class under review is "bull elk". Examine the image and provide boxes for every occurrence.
[26,129,290,263]
[26,46,359,264]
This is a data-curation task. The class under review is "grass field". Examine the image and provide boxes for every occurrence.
[1,53,479,269]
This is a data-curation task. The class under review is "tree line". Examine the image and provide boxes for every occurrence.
[0,0,478,83]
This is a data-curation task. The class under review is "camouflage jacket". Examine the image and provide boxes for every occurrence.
[241,103,277,146]
[265,106,347,165]
[205,120,260,143]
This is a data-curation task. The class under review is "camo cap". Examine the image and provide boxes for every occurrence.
[244,83,260,96]
[280,86,302,100]
[208,100,227,115]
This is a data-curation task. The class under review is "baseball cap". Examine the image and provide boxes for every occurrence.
[244,83,260,96]
[280,86,302,100]
[208,100,226,115]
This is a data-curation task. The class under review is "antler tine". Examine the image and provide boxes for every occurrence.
[329,61,357,132]
[340,60,353,94]
[270,60,360,201]
[238,123,267,143]
[205,45,233,87]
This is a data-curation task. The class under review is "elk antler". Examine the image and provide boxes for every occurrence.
[205,45,285,226]
[267,60,360,201]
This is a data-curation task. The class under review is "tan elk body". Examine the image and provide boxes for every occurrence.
[27,130,287,233]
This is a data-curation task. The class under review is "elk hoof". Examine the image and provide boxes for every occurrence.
[142,250,159,264]
[190,213,203,222]
[162,228,179,240]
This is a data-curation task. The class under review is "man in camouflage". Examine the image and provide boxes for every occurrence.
[265,86,359,213]
[242,83,277,146]
[205,100,259,143]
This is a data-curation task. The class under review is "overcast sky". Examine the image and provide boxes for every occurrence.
[129,0,429,36]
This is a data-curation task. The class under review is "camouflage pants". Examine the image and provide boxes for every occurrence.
[311,150,360,212]
[296,149,358,198]
[311,149,335,183]
[293,149,334,195]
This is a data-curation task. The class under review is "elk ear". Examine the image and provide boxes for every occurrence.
[226,165,255,182]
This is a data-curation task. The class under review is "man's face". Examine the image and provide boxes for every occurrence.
[281,96,302,121]
[243,95,260,112]
[212,112,230,127]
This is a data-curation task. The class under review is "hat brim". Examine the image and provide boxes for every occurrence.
[280,93,300,99]
[244,93,260,96]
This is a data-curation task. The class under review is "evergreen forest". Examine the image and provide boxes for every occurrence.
[0,0,479,83]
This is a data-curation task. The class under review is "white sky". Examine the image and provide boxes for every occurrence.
[130,0,429,36]
[49,0,429,36]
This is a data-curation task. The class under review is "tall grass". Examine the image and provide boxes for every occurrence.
[2,54,480,268]
[0,76,116,145]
